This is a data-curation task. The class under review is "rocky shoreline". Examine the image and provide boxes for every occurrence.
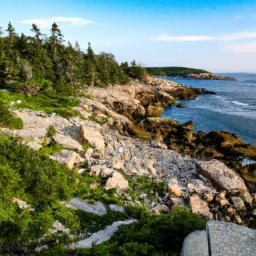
[2,77,256,227]
[186,73,235,80]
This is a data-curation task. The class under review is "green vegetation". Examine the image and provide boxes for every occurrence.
[0,101,23,129]
[146,66,210,76]
[0,21,149,93]
[0,134,205,255]
[127,175,166,203]
[41,207,205,256]
[121,60,148,80]
[0,90,79,118]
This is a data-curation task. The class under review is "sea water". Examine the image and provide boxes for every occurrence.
[162,73,256,145]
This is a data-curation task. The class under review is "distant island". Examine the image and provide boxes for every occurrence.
[146,66,235,80]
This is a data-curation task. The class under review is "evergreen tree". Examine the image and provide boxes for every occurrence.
[0,26,3,37]
[50,22,63,45]
[31,24,42,41]
[0,21,136,90]
[6,22,17,38]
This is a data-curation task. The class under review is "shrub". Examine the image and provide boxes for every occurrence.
[0,102,23,129]
[46,125,57,137]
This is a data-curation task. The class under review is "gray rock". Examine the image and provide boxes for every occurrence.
[65,198,107,216]
[68,219,136,249]
[109,204,125,213]
[207,220,256,256]
[231,196,245,210]
[53,133,83,151]
[181,231,209,256]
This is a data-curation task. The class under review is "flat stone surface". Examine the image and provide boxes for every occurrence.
[207,221,256,256]
[181,231,209,256]
[65,198,107,216]
[68,219,136,249]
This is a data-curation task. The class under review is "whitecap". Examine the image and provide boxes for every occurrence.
[231,101,249,106]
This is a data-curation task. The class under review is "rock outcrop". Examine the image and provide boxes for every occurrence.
[80,125,105,153]
[197,160,252,204]
[187,73,235,80]
[1,77,255,227]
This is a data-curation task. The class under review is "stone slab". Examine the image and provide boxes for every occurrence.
[207,221,256,256]
[181,231,209,256]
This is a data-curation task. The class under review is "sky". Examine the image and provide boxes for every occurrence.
[1,0,256,72]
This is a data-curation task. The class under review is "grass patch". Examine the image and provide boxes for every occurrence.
[126,175,166,204]
[39,141,63,157]
[0,90,79,118]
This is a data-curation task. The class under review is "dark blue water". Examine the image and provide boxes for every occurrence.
[161,73,256,145]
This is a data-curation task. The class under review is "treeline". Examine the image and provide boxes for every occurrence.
[146,66,210,77]
[0,22,147,93]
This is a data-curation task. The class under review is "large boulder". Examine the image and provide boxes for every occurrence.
[197,160,252,204]
[80,125,105,153]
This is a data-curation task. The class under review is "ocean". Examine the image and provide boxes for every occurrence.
[161,73,256,145]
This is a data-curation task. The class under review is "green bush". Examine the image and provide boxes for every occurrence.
[0,135,206,255]
[42,207,205,256]
[46,125,57,137]
[0,102,23,129]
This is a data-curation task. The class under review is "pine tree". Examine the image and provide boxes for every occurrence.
[50,22,63,45]
[0,26,3,37]
[31,24,42,41]
[6,22,17,38]
[87,42,95,62]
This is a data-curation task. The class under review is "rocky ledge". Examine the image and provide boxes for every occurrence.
[2,77,256,227]
[187,73,235,80]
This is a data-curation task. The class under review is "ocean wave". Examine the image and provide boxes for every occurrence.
[192,105,256,118]
[231,101,249,106]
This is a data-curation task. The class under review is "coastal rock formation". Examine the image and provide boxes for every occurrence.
[1,77,255,227]
[187,73,235,80]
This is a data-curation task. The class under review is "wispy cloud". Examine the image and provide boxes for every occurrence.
[153,33,214,42]
[20,17,95,29]
[153,32,256,42]
[226,43,256,52]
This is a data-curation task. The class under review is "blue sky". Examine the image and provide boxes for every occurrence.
[1,0,256,72]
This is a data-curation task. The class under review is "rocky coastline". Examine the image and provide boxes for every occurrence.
[186,73,236,80]
[2,77,256,228]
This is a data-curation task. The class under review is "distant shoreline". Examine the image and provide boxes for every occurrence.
[146,66,236,80]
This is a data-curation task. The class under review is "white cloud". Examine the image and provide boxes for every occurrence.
[226,43,256,52]
[153,32,256,42]
[153,33,214,42]
[20,17,95,29]
[219,32,256,42]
